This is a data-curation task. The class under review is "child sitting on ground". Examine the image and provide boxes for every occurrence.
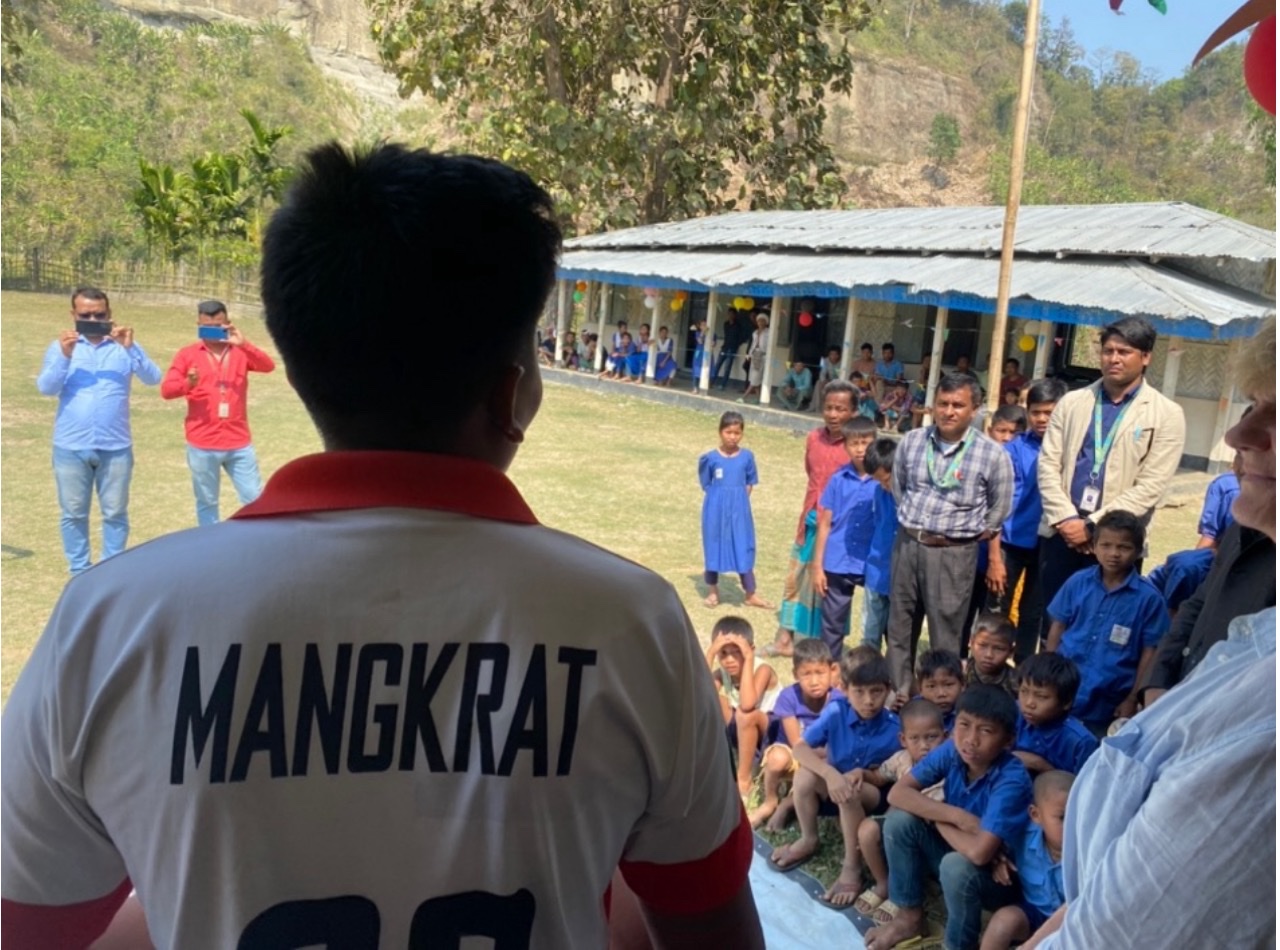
[863,686,1033,950]
[966,614,1019,696]
[1045,510,1169,738]
[1013,653,1098,775]
[916,649,964,733]
[980,770,1074,950]
[768,654,901,908]
[813,416,878,660]
[853,698,948,917]
[706,616,780,796]
[878,381,911,433]
[749,638,839,829]
[850,372,880,421]
[861,438,899,654]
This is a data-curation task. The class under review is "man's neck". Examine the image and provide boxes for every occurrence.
[1101,376,1142,402]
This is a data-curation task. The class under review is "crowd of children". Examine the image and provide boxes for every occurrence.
[694,364,1211,947]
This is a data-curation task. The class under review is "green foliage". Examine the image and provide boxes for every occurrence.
[0,0,343,263]
[928,113,961,166]
[367,0,873,233]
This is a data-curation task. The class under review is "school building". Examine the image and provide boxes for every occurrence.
[553,202,1275,472]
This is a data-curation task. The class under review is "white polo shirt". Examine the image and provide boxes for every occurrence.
[2,452,750,948]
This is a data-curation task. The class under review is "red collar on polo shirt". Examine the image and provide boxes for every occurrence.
[231,451,538,525]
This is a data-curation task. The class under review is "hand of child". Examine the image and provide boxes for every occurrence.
[992,853,1017,886]
[826,768,859,804]
[887,689,907,713]
[728,633,754,660]
[812,567,828,597]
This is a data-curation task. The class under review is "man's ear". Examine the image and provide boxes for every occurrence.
[487,362,526,443]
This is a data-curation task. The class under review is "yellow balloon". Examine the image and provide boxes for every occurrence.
[732,296,745,310]
[741,297,755,310]
[1018,335,1037,352]
[670,299,683,311]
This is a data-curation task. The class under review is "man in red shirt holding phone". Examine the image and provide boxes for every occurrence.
[161,299,276,525]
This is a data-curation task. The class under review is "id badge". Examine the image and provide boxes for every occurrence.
[218,401,230,419]
[715,467,724,480]
[1109,624,1132,646]
[1080,486,1100,513]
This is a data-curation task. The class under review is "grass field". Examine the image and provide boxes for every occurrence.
[0,288,1202,887]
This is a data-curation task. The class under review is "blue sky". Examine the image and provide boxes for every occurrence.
[1041,1,1238,81]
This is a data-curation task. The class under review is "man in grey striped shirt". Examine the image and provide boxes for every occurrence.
[886,373,1014,693]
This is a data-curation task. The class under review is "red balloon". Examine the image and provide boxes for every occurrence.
[797,311,814,328]
[1244,16,1276,115]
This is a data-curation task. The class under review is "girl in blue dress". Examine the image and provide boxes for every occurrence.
[653,325,677,385]
[699,411,772,609]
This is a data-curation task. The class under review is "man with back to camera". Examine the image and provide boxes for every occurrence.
[35,286,162,574]
[1,143,763,949]
[1036,316,1185,633]
[161,300,276,526]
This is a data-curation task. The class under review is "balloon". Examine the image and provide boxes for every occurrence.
[1023,320,1042,336]
[1245,17,1276,115]
[732,296,745,310]
[741,297,755,310]
[575,280,588,292]
[675,290,688,301]
[1018,335,1037,352]
[643,287,658,297]
[643,296,657,309]
[797,312,814,328]
[572,291,583,303]
[670,299,683,311]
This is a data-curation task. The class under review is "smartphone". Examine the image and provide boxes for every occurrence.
[75,319,113,336]
[198,325,230,341]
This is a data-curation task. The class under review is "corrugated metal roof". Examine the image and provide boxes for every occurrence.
[557,249,1274,340]
[565,203,1277,263]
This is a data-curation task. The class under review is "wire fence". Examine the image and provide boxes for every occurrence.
[1,250,263,317]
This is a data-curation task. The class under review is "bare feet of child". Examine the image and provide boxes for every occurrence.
[768,837,818,872]
[747,799,777,830]
[864,906,926,950]
[743,593,774,609]
[765,798,795,833]
[822,863,863,907]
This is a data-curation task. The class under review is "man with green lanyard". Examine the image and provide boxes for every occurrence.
[1037,316,1186,641]
[885,373,1014,695]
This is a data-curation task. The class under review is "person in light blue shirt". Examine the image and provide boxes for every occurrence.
[861,438,899,651]
[1196,458,1241,549]
[1045,511,1169,737]
[35,287,162,574]
[873,342,906,396]
[1027,314,1275,950]
[776,360,813,411]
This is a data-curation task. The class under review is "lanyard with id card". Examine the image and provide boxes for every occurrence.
[1082,392,1134,513]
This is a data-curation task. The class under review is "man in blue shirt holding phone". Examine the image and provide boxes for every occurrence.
[36,286,162,573]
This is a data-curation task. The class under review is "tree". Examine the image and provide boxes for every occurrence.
[928,113,962,166]
[366,0,873,233]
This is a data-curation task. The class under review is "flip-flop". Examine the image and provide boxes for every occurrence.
[872,898,902,926]
[853,889,886,916]
[820,880,863,907]
[767,842,816,872]
[760,642,794,658]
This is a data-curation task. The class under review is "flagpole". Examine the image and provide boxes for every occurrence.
[985,0,1041,413]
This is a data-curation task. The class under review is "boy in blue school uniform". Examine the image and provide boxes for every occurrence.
[995,379,1068,660]
[1196,454,1241,550]
[1045,510,1169,738]
[916,649,963,733]
[980,771,1073,950]
[1012,653,1098,775]
[768,654,902,908]
[813,416,879,660]
[864,686,1033,950]
[862,437,900,652]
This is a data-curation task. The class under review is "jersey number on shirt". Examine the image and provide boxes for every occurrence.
[238,890,535,949]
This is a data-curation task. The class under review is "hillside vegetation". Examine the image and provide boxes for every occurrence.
[0,0,1272,266]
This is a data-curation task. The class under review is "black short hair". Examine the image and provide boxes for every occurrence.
[1005,357,1021,370]
[842,653,894,689]
[881,343,895,352]
[1096,509,1145,549]
[197,299,227,317]
[936,372,981,407]
[823,379,856,407]
[260,142,561,450]
[865,438,897,476]
[956,684,1019,738]
[793,638,834,670]
[1026,377,1069,407]
[71,286,109,308]
[710,615,755,646]
[843,417,877,440]
[917,649,963,682]
[719,411,745,432]
[828,346,842,358]
[1016,653,1081,708]
[1100,316,1157,354]
[899,698,945,730]
[992,404,1027,431]
[861,342,873,352]
[972,613,1016,647]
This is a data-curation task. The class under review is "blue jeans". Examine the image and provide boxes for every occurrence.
[712,347,741,388]
[187,445,263,526]
[883,810,1019,950]
[52,445,134,574]
[862,589,890,651]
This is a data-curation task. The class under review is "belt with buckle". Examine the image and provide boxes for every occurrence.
[905,528,981,548]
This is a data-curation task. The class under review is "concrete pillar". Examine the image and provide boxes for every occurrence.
[923,305,948,426]
[1208,338,1243,472]
[841,296,858,378]
[1032,320,1051,379]
[700,291,718,391]
[594,282,609,372]
[1162,337,1183,398]
[760,295,782,406]
[553,280,570,368]
[645,297,662,380]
